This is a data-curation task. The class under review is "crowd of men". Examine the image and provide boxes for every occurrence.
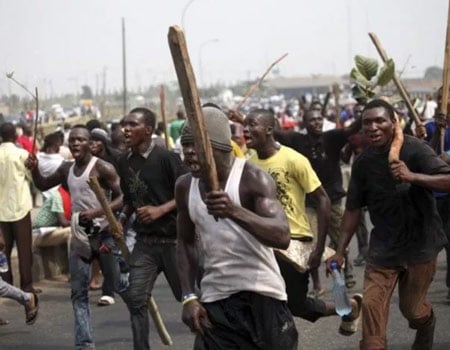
[0,90,449,350]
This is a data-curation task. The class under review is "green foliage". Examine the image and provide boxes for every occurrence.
[350,55,395,102]
[377,59,395,86]
[354,55,379,81]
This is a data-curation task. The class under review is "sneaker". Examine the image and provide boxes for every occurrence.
[97,295,115,306]
[339,293,363,336]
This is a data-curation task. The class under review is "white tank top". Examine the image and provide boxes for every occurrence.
[188,157,287,303]
[68,156,106,228]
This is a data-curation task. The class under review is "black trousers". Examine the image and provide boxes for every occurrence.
[122,239,181,350]
[195,292,298,350]
[0,212,33,291]
[276,255,328,322]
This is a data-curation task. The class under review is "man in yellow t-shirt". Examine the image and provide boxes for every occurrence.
[244,109,362,335]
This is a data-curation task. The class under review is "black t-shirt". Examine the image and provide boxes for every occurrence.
[347,135,450,267]
[117,146,187,238]
[274,129,348,204]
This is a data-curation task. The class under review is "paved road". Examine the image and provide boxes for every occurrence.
[1,248,449,349]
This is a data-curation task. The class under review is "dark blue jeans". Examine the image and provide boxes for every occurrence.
[70,233,121,350]
[122,237,181,350]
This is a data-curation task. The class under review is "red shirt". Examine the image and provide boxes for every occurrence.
[16,135,35,153]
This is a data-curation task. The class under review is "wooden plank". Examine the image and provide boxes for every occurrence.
[168,25,219,191]
[439,0,450,152]
[159,85,170,149]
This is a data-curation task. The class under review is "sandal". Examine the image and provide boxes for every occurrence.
[25,293,39,325]
[339,293,362,336]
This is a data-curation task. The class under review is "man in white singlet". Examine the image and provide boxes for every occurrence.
[27,125,123,350]
[175,106,298,349]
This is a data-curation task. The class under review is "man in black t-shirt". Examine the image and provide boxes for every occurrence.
[117,107,186,350]
[328,99,450,350]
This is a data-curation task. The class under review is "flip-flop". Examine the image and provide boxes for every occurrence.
[25,293,39,325]
[339,293,363,336]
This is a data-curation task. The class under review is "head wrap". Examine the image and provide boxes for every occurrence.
[180,106,232,152]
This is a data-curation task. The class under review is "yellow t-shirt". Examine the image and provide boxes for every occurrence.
[250,146,321,239]
[231,140,245,158]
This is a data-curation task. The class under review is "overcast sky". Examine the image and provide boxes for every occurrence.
[0,0,447,97]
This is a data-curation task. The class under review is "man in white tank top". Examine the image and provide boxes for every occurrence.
[175,106,298,349]
[27,125,123,350]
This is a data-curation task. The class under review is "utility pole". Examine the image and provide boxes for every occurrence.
[122,17,128,116]
[100,67,107,118]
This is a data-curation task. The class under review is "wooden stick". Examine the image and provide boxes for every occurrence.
[160,84,170,150]
[148,295,173,346]
[87,176,129,261]
[87,177,173,346]
[31,87,39,154]
[235,53,288,112]
[368,33,422,127]
[322,91,331,116]
[332,83,340,126]
[439,0,450,153]
[168,25,219,191]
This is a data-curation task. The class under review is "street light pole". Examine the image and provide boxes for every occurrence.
[181,0,196,32]
[199,38,219,87]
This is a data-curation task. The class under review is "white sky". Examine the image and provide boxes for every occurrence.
[0,0,447,97]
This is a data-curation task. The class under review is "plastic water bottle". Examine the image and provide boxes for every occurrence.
[0,252,9,273]
[330,261,352,316]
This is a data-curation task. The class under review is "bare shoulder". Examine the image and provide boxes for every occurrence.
[175,173,193,210]
[175,173,193,194]
[94,158,118,178]
[59,161,72,176]
[241,161,277,196]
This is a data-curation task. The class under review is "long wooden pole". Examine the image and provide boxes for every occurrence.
[168,25,219,191]
[87,177,173,346]
[368,33,422,127]
[439,0,450,153]
[235,53,288,112]
[160,85,170,149]
[31,87,39,154]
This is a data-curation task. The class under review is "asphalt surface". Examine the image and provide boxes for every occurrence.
[1,247,449,349]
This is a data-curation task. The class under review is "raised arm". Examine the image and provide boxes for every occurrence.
[205,162,290,249]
